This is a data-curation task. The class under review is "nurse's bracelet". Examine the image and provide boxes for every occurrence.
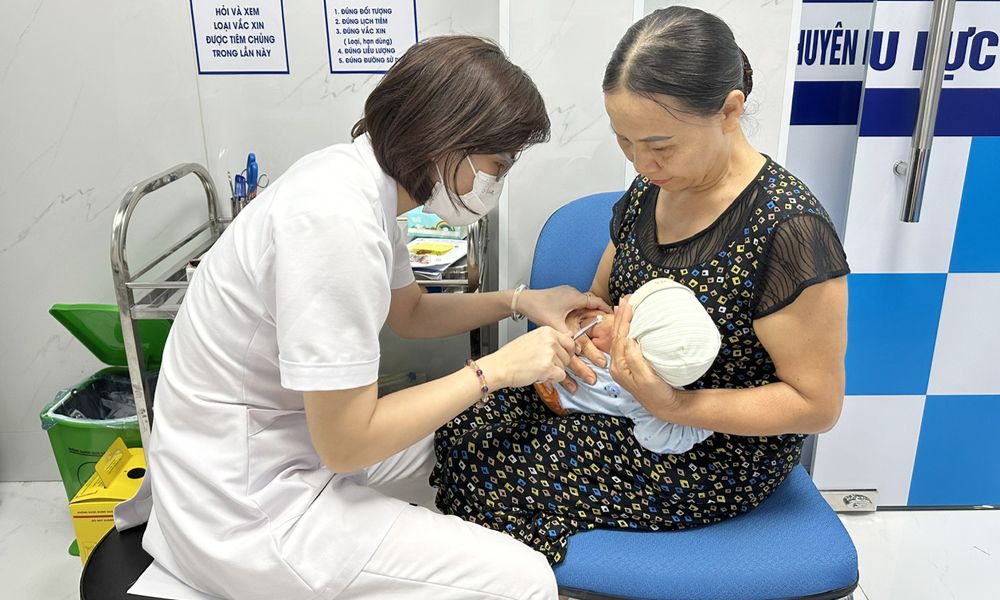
[465,358,490,408]
[510,284,527,321]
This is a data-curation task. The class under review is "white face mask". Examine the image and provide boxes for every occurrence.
[423,156,506,226]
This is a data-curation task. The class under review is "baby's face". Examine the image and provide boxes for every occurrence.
[588,313,616,353]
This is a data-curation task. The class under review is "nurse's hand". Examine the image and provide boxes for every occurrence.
[479,326,576,389]
[516,286,611,334]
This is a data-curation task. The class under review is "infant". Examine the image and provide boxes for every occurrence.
[534,278,722,454]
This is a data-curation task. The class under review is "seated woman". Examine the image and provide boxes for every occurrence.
[535,277,721,454]
[431,6,849,564]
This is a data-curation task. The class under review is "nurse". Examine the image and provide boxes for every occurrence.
[118,36,603,600]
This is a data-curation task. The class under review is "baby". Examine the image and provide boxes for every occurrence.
[535,278,722,454]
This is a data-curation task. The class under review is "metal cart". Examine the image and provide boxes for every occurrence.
[110,162,488,448]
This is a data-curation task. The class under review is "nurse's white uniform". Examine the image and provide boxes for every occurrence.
[114,136,557,600]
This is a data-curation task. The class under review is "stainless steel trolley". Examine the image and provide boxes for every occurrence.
[110,163,487,448]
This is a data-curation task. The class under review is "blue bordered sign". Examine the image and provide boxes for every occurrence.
[325,1,419,74]
[190,0,290,75]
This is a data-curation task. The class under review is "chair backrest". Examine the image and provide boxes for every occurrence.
[529,191,623,294]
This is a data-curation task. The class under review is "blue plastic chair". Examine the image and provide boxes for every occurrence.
[529,192,859,600]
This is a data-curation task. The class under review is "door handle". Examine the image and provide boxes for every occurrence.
[895,0,957,223]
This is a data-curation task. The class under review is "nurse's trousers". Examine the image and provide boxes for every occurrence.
[335,435,559,600]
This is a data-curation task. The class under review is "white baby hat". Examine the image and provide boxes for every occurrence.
[627,278,722,387]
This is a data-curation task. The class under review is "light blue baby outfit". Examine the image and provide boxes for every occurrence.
[560,353,713,454]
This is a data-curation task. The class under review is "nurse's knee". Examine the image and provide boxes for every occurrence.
[514,549,558,600]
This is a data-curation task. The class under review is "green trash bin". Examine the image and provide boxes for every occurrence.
[40,304,171,502]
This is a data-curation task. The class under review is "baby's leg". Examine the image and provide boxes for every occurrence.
[628,406,714,454]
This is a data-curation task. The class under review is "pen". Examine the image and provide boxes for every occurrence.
[572,315,604,341]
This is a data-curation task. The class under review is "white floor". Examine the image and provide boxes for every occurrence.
[2,481,998,600]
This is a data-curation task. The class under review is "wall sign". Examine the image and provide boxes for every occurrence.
[325,1,419,74]
[190,0,289,74]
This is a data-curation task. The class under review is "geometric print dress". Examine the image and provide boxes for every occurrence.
[431,158,850,563]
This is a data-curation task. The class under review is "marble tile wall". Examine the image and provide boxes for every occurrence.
[1,1,209,481]
[500,0,634,342]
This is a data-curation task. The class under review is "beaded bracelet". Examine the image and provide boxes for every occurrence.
[465,358,490,408]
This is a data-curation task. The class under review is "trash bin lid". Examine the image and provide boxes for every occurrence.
[49,304,172,368]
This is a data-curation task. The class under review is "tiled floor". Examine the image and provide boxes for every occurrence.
[2,481,998,600]
[1,482,82,600]
[840,508,1000,600]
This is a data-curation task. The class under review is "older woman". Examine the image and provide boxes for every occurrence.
[433,6,850,563]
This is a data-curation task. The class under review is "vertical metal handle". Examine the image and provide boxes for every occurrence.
[110,163,220,448]
[896,0,957,223]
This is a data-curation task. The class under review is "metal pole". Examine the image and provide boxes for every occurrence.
[896,0,957,223]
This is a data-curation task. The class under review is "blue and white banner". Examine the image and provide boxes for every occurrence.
[791,0,1000,507]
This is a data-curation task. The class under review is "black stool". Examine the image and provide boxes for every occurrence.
[80,523,165,600]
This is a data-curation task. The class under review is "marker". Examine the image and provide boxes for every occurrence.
[246,153,258,200]
[234,174,247,216]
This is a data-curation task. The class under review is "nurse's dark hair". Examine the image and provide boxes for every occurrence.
[603,6,753,117]
[352,35,550,204]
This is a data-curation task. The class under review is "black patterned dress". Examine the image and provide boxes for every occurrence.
[431,158,850,563]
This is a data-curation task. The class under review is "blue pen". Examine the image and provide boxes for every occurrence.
[246,153,258,200]
[234,174,247,216]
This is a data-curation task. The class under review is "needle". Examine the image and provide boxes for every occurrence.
[572,315,604,340]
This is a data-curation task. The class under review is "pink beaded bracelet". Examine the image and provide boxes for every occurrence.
[465,358,490,408]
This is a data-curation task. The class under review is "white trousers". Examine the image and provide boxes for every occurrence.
[334,436,559,600]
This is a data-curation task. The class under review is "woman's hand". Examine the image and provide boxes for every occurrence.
[478,326,576,390]
[609,298,681,415]
[516,286,611,333]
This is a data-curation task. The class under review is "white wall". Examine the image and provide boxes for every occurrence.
[1,0,798,481]
[1,1,210,482]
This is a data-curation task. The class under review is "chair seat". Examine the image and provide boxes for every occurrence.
[80,523,163,600]
[553,466,858,600]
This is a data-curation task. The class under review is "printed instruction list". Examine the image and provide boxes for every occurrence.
[326,1,418,73]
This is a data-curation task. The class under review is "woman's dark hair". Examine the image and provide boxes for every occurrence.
[602,6,753,117]
[353,36,550,204]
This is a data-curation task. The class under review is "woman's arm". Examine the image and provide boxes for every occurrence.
[611,276,847,436]
[386,282,516,339]
[304,326,574,472]
[387,280,610,340]
[589,241,616,305]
